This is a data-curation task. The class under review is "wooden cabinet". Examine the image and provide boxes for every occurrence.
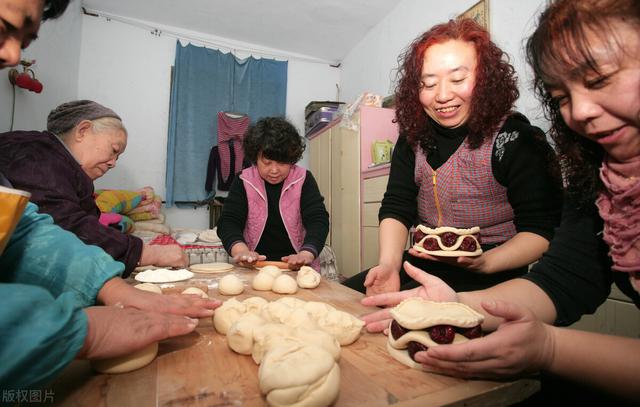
[308,106,398,278]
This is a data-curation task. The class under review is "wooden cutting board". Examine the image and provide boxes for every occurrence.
[49,268,539,406]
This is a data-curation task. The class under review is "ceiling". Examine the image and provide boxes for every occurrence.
[81,0,402,63]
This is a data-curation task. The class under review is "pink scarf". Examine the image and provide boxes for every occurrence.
[596,157,640,292]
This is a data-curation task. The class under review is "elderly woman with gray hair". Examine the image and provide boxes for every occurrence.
[0,100,187,275]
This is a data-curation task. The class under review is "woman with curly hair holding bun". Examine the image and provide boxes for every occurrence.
[344,18,562,295]
[218,117,329,271]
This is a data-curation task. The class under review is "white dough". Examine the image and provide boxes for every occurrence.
[91,342,158,374]
[303,301,335,319]
[218,274,244,295]
[134,268,193,283]
[133,283,162,294]
[315,309,365,346]
[271,274,298,295]
[181,287,209,298]
[274,297,307,309]
[227,313,266,355]
[280,308,318,331]
[213,298,247,334]
[296,266,321,289]
[243,296,269,314]
[252,272,275,291]
[390,298,484,329]
[260,301,295,324]
[259,344,340,407]
[260,265,283,278]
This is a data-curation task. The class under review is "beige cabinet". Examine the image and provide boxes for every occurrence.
[570,284,640,338]
[308,106,398,278]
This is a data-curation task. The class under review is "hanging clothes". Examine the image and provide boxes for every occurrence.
[205,112,250,192]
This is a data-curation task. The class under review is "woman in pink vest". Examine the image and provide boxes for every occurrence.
[344,18,563,295]
[217,117,329,271]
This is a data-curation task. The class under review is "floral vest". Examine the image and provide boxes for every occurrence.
[240,165,320,270]
[414,128,516,245]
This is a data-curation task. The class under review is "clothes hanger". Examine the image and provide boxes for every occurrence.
[223,111,247,118]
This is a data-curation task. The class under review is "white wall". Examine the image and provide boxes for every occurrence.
[2,2,550,231]
[340,0,549,130]
[79,15,340,229]
[0,0,82,132]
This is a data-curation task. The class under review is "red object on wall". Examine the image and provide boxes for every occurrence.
[8,60,43,94]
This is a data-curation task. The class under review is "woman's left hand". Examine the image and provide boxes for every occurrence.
[97,277,221,318]
[408,247,488,273]
[414,300,555,378]
[282,250,315,270]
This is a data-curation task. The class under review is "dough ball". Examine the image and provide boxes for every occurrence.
[274,297,307,309]
[316,309,365,346]
[227,313,266,355]
[213,298,247,334]
[280,308,317,331]
[259,344,340,407]
[296,266,321,289]
[181,287,208,298]
[91,342,158,374]
[252,324,341,365]
[260,301,294,324]
[133,283,162,294]
[218,274,244,295]
[290,327,341,361]
[271,274,298,295]
[251,323,293,365]
[303,301,336,319]
[243,296,269,314]
[252,272,275,291]
[260,265,283,278]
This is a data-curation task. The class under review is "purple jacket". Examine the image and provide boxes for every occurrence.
[0,131,142,276]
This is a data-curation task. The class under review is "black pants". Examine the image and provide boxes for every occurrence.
[342,250,527,293]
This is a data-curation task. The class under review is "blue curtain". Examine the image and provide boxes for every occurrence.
[166,42,288,206]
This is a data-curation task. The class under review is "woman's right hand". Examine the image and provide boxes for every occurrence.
[363,263,401,297]
[141,244,188,268]
[361,262,458,333]
[78,306,199,360]
[233,250,266,267]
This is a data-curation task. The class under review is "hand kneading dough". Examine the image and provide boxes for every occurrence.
[213,298,247,334]
[219,274,244,295]
[296,266,321,289]
[271,274,298,294]
[252,272,275,291]
[181,287,209,298]
[259,344,340,407]
[260,265,283,278]
[91,342,158,374]
[134,283,162,294]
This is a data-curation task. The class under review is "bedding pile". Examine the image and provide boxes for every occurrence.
[94,186,170,235]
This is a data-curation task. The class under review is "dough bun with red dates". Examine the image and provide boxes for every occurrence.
[387,298,484,370]
[412,225,482,257]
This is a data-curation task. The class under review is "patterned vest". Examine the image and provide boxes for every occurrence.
[241,165,320,270]
[414,128,516,245]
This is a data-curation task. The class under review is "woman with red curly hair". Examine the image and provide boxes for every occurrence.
[344,18,562,295]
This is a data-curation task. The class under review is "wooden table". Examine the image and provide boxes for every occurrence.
[50,268,539,406]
